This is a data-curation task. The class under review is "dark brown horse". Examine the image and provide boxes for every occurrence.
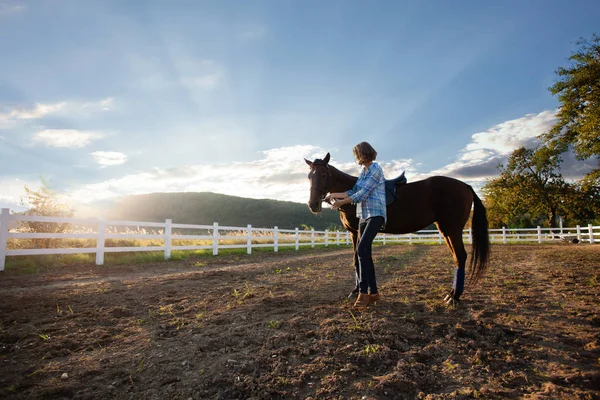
[305,153,490,302]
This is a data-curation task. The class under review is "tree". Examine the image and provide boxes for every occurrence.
[542,34,600,168]
[20,178,73,248]
[560,169,600,225]
[482,146,569,228]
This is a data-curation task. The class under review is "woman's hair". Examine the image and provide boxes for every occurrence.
[353,142,377,164]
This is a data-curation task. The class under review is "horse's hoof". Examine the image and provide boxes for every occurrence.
[445,295,460,307]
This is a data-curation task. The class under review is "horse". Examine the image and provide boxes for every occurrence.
[305,153,490,303]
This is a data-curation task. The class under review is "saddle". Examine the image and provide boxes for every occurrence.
[385,172,407,206]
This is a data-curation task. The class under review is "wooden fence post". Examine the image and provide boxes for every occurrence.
[212,222,219,255]
[325,229,329,247]
[274,226,278,252]
[537,226,542,244]
[247,224,252,255]
[295,227,299,250]
[576,225,581,242]
[468,228,472,244]
[311,228,315,248]
[336,230,340,245]
[0,208,10,271]
[346,231,349,245]
[164,219,172,260]
[502,226,507,244]
[96,219,106,265]
[589,224,595,244]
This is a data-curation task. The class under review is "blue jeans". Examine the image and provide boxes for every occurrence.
[356,216,385,294]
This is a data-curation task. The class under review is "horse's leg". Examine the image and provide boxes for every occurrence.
[436,223,467,303]
[445,231,468,303]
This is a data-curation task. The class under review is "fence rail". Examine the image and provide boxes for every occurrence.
[0,208,598,271]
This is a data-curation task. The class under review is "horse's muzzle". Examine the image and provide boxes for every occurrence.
[308,201,322,214]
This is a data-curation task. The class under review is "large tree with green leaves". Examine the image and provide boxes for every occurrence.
[482,146,569,228]
[559,169,600,225]
[542,34,600,168]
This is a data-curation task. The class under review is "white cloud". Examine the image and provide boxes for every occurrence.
[60,144,423,211]
[91,151,128,166]
[33,129,103,148]
[0,2,24,15]
[63,145,330,206]
[429,109,595,186]
[0,98,115,129]
[465,110,557,155]
[262,145,325,162]
[0,102,66,122]
[433,110,558,180]
[9,108,594,215]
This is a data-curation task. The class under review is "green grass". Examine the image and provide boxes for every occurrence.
[267,320,281,329]
[3,242,355,274]
[4,253,97,273]
[364,344,380,356]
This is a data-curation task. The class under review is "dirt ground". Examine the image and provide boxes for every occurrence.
[0,244,599,400]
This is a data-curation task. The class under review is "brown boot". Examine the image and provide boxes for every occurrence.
[353,293,370,308]
[369,293,381,305]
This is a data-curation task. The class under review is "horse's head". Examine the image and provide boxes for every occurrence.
[304,153,331,214]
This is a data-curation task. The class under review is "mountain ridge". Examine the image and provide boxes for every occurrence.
[106,192,343,231]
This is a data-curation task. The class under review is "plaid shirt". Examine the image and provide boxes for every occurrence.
[346,162,387,222]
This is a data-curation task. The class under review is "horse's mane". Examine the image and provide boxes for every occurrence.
[327,164,358,184]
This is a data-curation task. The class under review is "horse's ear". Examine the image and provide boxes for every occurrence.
[323,153,330,164]
[304,158,313,167]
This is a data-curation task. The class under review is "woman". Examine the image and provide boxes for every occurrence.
[325,142,387,307]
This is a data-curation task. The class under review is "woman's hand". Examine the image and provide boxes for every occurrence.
[331,199,343,210]
[326,192,350,210]
[325,192,348,203]
[330,196,352,210]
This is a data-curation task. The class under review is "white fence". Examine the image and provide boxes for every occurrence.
[0,208,598,271]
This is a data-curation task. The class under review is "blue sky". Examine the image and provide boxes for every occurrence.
[0,0,598,214]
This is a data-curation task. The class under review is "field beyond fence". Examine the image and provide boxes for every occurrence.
[0,208,598,271]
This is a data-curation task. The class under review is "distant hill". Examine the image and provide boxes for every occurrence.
[106,192,343,231]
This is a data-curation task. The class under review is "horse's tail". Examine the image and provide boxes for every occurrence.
[469,187,490,284]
